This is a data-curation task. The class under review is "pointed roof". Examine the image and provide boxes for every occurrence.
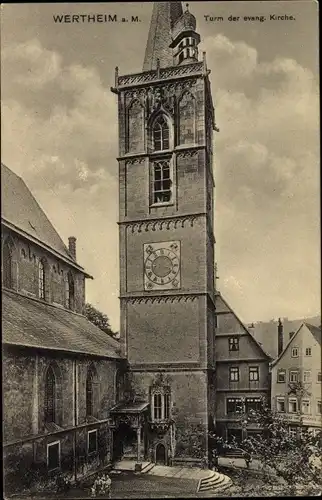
[271,322,321,367]
[143,1,183,71]
[1,163,89,274]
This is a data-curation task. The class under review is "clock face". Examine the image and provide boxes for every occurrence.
[143,241,181,290]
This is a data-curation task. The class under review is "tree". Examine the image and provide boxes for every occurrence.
[225,396,322,495]
[84,303,118,339]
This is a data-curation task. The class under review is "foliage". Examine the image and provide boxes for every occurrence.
[175,423,206,459]
[84,303,118,339]
[227,395,322,495]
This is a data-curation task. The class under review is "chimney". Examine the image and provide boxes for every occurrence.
[278,318,283,356]
[68,236,76,260]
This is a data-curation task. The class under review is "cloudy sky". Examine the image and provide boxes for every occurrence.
[1,1,320,331]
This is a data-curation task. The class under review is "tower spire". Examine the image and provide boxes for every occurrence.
[143,2,183,72]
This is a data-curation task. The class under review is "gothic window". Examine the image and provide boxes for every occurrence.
[38,259,46,299]
[178,92,196,145]
[151,386,171,421]
[115,370,124,404]
[45,365,56,424]
[128,99,144,153]
[65,272,75,310]
[153,393,162,420]
[153,115,170,151]
[3,239,13,288]
[86,367,94,417]
[152,159,172,204]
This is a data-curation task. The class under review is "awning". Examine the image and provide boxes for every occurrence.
[109,402,149,415]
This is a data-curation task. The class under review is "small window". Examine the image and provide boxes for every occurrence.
[303,371,311,383]
[47,441,60,471]
[229,367,239,382]
[226,398,243,414]
[291,347,299,357]
[289,371,298,383]
[21,248,26,258]
[178,51,184,64]
[289,398,298,413]
[305,347,312,356]
[152,160,172,204]
[317,401,322,414]
[228,337,239,352]
[88,429,98,454]
[276,397,285,412]
[289,426,297,437]
[249,366,259,382]
[318,372,322,383]
[277,370,286,383]
[302,400,311,415]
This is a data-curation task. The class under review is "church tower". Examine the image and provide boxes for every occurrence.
[111,2,217,467]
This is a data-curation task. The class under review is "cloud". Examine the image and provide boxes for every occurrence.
[1,39,120,329]
[202,35,320,321]
[2,39,62,88]
[1,34,320,327]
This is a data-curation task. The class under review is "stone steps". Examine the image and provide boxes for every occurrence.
[141,462,155,474]
[197,470,233,492]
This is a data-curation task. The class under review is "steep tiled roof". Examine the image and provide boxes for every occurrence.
[143,2,183,71]
[2,290,122,359]
[1,163,80,268]
[305,323,321,345]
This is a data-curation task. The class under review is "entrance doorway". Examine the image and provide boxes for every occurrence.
[155,443,166,465]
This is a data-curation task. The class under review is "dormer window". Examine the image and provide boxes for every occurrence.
[153,115,170,151]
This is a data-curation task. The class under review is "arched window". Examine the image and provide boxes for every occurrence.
[3,239,13,289]
[65,272,75,310]
[45,365,56,423]
[86,367,94,417]
[153,115,170,151]
[38,260,46,299]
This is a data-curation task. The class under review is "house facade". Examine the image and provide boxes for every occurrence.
[215,293,271,442]
[271,322,322,436]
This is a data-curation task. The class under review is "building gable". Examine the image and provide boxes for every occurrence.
[215,293,271,360]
